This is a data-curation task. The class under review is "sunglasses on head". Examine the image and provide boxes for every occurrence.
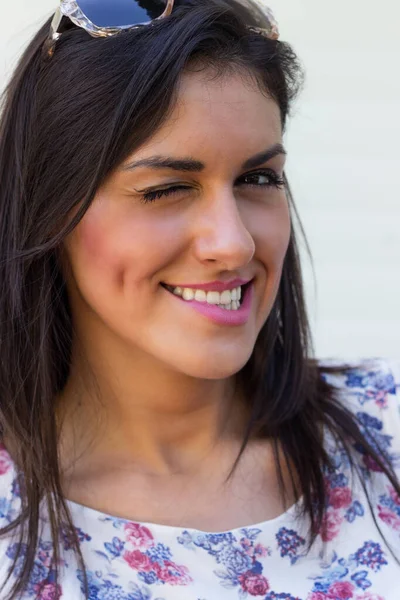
[44,0,279,58]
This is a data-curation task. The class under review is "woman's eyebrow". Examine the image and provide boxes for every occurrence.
[122,143,286,173]
[122,156,205,172]
[242,143,287,169]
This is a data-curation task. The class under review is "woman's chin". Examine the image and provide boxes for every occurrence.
[172,349,253,380]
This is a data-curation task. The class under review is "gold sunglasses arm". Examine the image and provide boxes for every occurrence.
[43,8,63,59]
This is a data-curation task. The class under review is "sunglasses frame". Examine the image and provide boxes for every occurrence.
[43,0,279,59]
[44,0,175,58]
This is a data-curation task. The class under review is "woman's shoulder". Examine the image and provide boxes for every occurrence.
[320,357,400,452]
[320,356,399,395]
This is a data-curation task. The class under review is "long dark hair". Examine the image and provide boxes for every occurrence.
[0,1,399,598]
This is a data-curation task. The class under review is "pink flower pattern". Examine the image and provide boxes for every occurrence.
[329,487,352,510]
[33,583,62,600]
[320,508,344,542]
[377,485,400,532]
[328,581,355,599]
[124,522,154,548]
[0,444,12,476]
[238,571,270,595]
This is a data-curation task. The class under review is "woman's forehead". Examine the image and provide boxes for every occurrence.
[123,69,282,167]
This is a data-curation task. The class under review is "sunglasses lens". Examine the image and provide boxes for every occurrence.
[76,0,168,28]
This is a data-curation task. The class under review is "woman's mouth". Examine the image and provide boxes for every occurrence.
[161,281,254,326]
[162,283,248,311]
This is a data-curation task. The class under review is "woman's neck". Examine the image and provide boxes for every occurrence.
[56,353,248,479]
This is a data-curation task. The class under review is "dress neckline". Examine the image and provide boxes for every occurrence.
[2,440,304,536]
[65,492,304,536]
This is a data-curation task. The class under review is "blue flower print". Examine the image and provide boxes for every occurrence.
[217,544,253,572]
[275,527,306,563]
[345,365,398,408]
[378,485,400,532]
[61,522,92,551]
[350,570,371,590]
[146,544,173,564]
[344,500,364,523]
[177,528,283,597]
[105,536,126,559]
[77,569,161,600]
[308,541,389,597]
[5,539,66,598]
[351,541,388,572]
[138,571,159,586]
[327,473,348,488]
[6,543,28,578]
[345,372,368,389]
[352,411,399,471]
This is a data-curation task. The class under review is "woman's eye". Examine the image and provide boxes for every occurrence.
[138,170,284,204]
[238,169,285,189]
[140,185,192,204]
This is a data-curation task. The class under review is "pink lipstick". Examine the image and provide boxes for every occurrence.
[164,280,254,326]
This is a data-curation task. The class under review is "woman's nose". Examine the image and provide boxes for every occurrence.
[192,189,255,270]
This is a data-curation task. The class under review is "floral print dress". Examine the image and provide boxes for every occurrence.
[1,359,400,600]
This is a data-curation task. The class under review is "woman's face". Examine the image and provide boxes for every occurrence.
[64,69,291,380]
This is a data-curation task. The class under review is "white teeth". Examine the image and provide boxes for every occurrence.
[182,288,195,301]
[171,285,244,310]
[194,289,207,302]
[206,291,220,305]
[220,300,240,311]
[220,290,232,305]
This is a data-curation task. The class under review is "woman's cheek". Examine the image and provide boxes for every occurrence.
[67,210,131,293]
[253,202,291,267]
[70,206,186,296]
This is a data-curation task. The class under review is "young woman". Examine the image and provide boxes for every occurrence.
[0,1,399,598]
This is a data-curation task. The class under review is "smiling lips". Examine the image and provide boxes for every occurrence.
[170,285,242,310]
[163,278,251,310]
[163,278,254,325]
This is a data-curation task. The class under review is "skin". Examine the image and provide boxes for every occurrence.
[57,68,292,529]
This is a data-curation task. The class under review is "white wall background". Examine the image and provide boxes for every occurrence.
[1,0,399,359]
